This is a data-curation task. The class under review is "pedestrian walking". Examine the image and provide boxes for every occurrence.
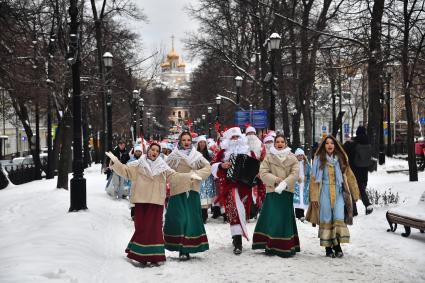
[252,134,300,257]
[343,126,374,215]
[106,143,199,266]
[306,135,360,258]
[164,131,211,260]
[293,148,311,221]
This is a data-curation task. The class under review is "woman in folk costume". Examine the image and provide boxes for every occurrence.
[164,131,211,260]
[197,135,216,224]
[105,143,199,266]
[211,127,253,255]
[293,148,312,221]
[306,135,360,258]
[252,134,300,257]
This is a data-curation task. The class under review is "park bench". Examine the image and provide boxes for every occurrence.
[386,191,425,237]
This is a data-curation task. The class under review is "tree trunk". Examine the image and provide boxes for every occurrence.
[402,0,418,181]
[367,0,385,158]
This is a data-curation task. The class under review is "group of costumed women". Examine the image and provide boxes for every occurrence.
[106,128,360,266]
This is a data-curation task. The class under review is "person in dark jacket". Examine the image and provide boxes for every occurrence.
[105,140,131,198]
[343,126,373,216]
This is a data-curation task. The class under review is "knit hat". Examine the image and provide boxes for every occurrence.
[134,145,143,152]
[295,148,305,156]
[263,135,274,143]
[245,126,256,134]
[197,135,207,143]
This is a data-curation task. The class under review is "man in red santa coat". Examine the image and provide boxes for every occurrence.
[211,126,253,255]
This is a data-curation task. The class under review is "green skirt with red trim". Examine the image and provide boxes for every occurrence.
[164,191,209,254]
[126,203,166,263]
[252,191,300,257]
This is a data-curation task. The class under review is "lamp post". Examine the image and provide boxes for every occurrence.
[249,104,253,125]
[268,32,281,131]
[234,76,243,108]
[68,0,87,211]
[385,67,392,157]
[138,98,144,137]
[132,89,139,139]
[146,112,151,140]
[103,52,113,152]
[379,96,386,165]
[202,114,206,134]
[215,96,221,123]
[207,106,213,137]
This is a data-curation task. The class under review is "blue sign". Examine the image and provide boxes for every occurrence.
[252,110,268,129]
[235,110,268,129]
[420,117,425,125]
[322,125,327,133]
[344,124,350,133]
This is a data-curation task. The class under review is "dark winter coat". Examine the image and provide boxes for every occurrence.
[344,135,370,184]
[112,146,130,164]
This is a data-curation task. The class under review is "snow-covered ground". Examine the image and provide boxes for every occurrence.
[0,159,424,283]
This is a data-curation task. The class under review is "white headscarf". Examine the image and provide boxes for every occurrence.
[127,154,171,178]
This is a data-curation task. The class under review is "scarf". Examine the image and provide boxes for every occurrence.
[269,146,292,156]
[311,154,343,188]
[127,154,171,178]
[166,146,206,170]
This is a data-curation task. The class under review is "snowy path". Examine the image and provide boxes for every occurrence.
[0,162,424,283]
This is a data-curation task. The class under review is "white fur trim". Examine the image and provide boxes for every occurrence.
[223,127,242,140]
[263,135,274,143]
[211,162,221,178]
[245,126,256,134]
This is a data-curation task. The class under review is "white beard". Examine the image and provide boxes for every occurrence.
[247,135,262,159]
[223,139,249,161]
[265,143,273,153]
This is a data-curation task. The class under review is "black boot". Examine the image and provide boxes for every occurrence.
[232,235,242,255]
[325,247,335,258]
[223,213,228,223]
[179,251,190,261]
[202,208,208,224]
[333,244,344,258]
[211,206,221,219]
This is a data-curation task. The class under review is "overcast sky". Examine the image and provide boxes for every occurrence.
[128,0,200,71]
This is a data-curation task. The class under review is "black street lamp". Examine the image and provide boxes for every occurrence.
[68,0,87,211]
[207,106,213,137]
[215,96,221,123]
[138,98,144,137]
[146,112,151,140]
[385,66,392,157]
[132,89,139,138]
[103,52,113,152]
[379,96,386,165]
[202,114,206,135]
[234,76,243,108]
[268,32,281,131]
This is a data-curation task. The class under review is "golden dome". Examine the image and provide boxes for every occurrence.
[161,62,170,68]
[167,48,180,60]
[177,62,186,68]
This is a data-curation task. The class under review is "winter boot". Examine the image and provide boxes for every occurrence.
[223,213,228,223]
[179,252,190,261]
[366,205,374,215]
[333,244,344,258]
[232,235,242,255]
[211,206,221,219]
[202,208,208,224]
[325,247,335,258]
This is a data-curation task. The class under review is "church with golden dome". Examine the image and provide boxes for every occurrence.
[159,36,191,135]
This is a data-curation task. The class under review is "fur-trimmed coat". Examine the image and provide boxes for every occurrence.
[306,164,360,225]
